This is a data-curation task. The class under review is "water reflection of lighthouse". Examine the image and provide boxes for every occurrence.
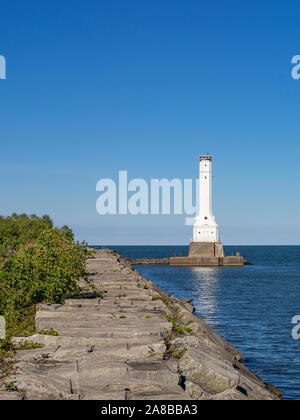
[190,267,220,326]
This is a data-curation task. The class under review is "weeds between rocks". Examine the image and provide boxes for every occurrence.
[0,337,44,383]
[162,312,193,336]
[38,328,59,336]
[151,296,171,306]
[162,332,188,361]
[165,347,188,360]
[160,311,193,361]
[3,382,18,392]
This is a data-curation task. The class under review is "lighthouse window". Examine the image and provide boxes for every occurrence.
[204,217,208,220]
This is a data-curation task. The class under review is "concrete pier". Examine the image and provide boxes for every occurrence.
[0,249,279,400]
[129,242,245,267]
[169,255,245,267]
[130,256,245,267]
[169,242,245,266]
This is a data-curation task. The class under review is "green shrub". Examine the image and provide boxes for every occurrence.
[0,214,89,335]
[0,214,53,258]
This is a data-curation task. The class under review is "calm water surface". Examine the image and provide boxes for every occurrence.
[95,245,300,400]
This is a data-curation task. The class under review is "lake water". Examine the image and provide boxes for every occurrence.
[95,245,300,400]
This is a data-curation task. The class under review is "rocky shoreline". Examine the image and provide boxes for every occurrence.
[0,249,281,400]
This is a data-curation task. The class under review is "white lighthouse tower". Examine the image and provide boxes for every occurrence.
[189,154,224,258]
[169,154,244,265]
[193,155,219,242]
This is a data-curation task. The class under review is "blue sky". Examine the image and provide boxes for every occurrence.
[0,0,300,245]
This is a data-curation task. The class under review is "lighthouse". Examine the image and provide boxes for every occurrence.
[168,154,244,265]
[188,154,224,258]
[193,155,219,242]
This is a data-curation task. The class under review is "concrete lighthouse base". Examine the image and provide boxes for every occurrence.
[168,242,245,267]
[188,242,224,258]
[130,242,245,267]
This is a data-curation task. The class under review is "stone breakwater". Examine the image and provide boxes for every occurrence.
[0,249,281,400]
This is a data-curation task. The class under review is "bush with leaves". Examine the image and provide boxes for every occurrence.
[0,214,54,258]
[0,215,90,334]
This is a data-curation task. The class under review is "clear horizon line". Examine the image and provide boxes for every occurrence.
[88,244,300,247]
